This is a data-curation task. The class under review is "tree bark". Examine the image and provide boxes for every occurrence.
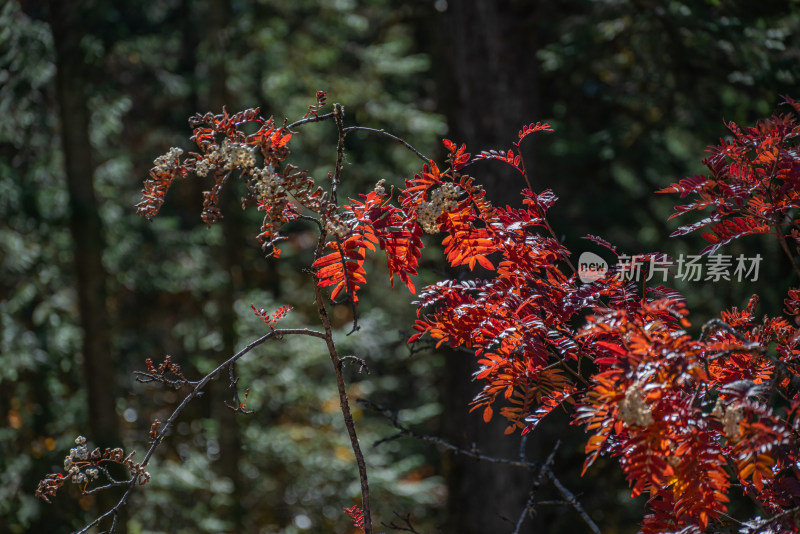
[204,0,246,528]
[431,2,544,532]
[47,0,120,450]
[437,0,542,206]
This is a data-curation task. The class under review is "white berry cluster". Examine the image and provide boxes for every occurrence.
[325,217,350,238]
[373,178,386,197]
[63,436,99,485]
[195,139,256,177]
[250,165,281,201]
[417,183,461,234]
[618,384,654,427]
[152,147,184,175]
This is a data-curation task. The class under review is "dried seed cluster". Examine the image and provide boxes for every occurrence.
[152,147,184,175]
[196,139,257,177]
[250,165,281,200]
[417,183,461,234]
[619,384,654,427]
[325,217,350,238]
[711,398,743,440]
[722,404,744,439]
[62,436,99,485]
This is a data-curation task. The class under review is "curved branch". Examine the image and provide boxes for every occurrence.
[343,126,430,163]
[72,327,326,534]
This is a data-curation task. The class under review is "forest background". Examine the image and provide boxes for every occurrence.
[2,1,800,533]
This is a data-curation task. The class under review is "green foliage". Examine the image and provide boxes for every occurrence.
[2,1,444,531]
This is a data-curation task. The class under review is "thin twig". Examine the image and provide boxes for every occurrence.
[365,399,601,534]
[327,104,360,333]
[332,103,346,204]
[383,511,423,533]
[340,354,370,374]
[362,399,540,470]
[512,441,560,534]
[72,327,326,534]
[343,125,430,163]
[286,111,337,130]
[549,472,601,534]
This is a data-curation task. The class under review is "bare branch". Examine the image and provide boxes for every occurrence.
[313,277,373,533]
[343,126,430,163]
[70,327,326,534]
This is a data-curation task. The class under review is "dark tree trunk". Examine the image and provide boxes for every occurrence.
[437,0,543,206]
[47,1,123,526]
[47,0,120,450]
[204,0,246,528]
[431,2,545,532]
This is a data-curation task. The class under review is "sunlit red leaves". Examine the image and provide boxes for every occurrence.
[303,90,328,118]
[660,100,800,253]
[471,149,525,175]
[189,107,262,148]
[465,121,552,174]
[348,191,423,293]
[313,230,376,304]
[137,169,177,221]
[246,119,292,166]
[699,216,770,255]
[784,289,800,316]
[723,397,790,493]
[517,121,553,141]
[141,105,800,531]
[665,427,730,530]
[251,304,293,330]
[378,221,422,293]
[399,161,443,209]
[443,138,471,170]
[521,384,576,435]
[343,505,365,533]
[440,209,496,271]
[573,300,739,527]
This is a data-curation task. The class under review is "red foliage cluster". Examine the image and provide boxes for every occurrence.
[659,95,800,255]
[344,505,365,533]
[405,101,800,530]
[251,304,293,329]
[134,95,800,532]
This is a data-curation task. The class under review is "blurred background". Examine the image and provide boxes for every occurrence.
[2,1,799,533]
